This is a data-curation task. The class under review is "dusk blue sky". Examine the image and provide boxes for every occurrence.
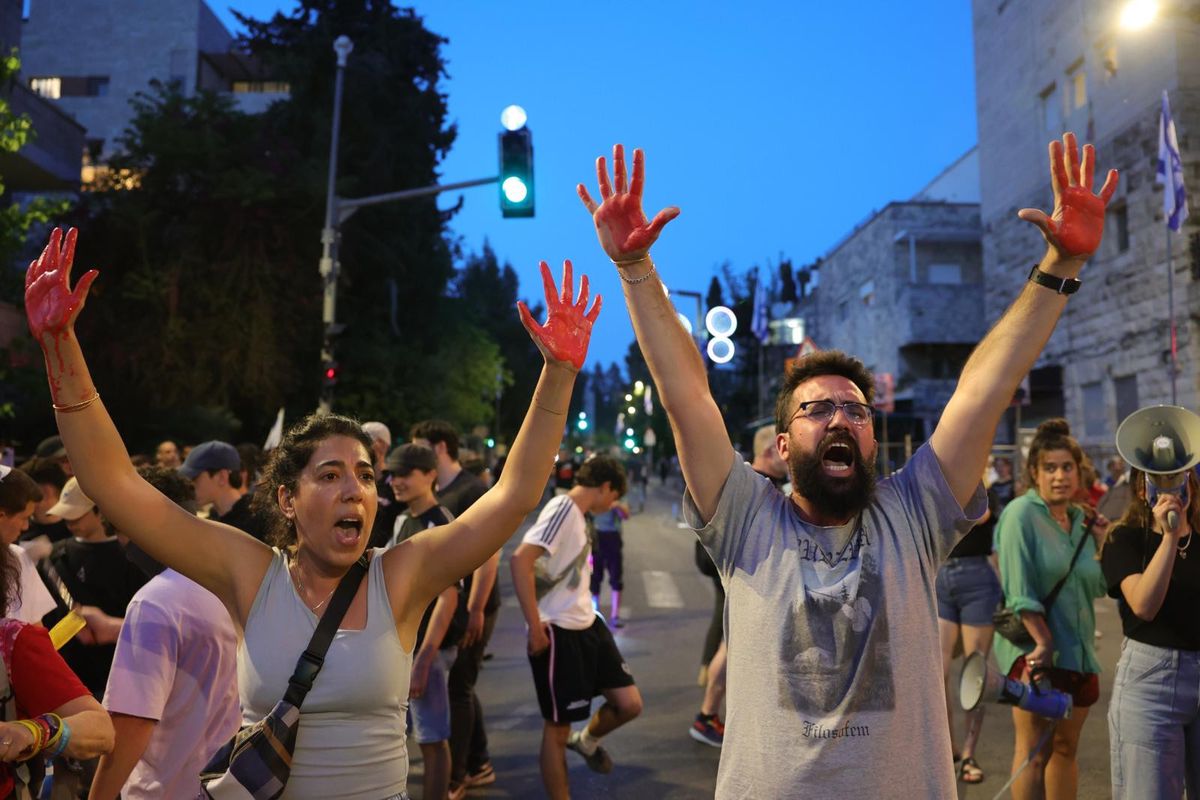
[215,2,979,368]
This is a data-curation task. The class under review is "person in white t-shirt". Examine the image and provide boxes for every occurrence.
[511,454,641,799]
[0,465,56,623]
[89,466,240,800]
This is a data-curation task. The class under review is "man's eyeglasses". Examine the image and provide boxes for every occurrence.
[789,400,875,427]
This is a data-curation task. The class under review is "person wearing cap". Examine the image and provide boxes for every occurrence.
[363,421,400,550]
[36,434,72,477]
[47,478,149,696]
[180,441,266,542]
[386,443,467,800]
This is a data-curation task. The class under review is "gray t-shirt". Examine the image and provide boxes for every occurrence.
[685,443,985,799]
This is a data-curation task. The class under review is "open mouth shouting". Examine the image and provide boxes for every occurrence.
[821,440,856,478]
[333,514,364,547]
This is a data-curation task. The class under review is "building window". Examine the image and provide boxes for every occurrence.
[1067,62,1087,111]
[33,76,110,98]
[29,77,61,99]
[927,263,962,284]
[1111,204,1130,253]
[859,280,875,306]
[1114,375,1139,424]
[1040,83,1061,134]
[1082,381,1107,439]
[232,81,291,94]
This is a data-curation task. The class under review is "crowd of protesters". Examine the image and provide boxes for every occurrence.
[1,130,1197,800]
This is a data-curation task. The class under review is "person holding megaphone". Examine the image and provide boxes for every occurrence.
[1101,405,1200,800]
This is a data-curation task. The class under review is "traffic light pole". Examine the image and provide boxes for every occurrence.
[318,36,353,415]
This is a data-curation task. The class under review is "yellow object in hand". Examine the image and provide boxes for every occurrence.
[48,610,87,650]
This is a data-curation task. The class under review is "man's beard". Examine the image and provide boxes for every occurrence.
[788,430,877,520]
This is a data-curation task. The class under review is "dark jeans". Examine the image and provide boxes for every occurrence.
[702,572,725,666]
[448,607,498,782]
[589,530,624,595]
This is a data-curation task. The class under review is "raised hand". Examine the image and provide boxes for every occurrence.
[24,227,98,342]
[578,144,680,262]
[1018,132,1119,261]
[517,259,601,371]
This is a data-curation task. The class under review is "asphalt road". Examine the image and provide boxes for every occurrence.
[405,480,1122,799]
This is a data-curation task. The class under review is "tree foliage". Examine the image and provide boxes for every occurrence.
[30,3,512,448]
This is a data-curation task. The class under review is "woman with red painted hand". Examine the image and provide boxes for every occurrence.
[1101,464,1200,799]
[994,419,1107,800]
[0,541,113,798]
[23,228,600,800]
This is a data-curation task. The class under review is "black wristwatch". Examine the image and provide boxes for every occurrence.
[1027,265,1081,295]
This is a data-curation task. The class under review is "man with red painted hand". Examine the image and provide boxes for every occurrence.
[577,134,1118,798]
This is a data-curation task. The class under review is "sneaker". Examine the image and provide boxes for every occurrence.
[689,713,724,747]
[567,729,614,773]
[610,616,625,629]
[464,762,496,788]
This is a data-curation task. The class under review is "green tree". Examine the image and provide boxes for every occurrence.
[0,49,71,437]
[43,3,499,448]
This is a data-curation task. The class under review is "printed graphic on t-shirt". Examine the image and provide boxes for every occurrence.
[780,523,895,715]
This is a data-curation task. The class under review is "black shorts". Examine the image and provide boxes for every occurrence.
[528,617,635,723]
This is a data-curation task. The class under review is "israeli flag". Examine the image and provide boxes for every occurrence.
[751,275,769,343]
[1157,90,1189,233]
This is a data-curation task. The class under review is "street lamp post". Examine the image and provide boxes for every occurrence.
[318,35,354,415]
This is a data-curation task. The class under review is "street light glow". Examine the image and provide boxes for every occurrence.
[500,104,528,131]
[1119,0,1158,29]
[706,306,738,338]
[628,406,636,414]
[502,177,528,203]
[677,312,693,334]
[708,337,735,364]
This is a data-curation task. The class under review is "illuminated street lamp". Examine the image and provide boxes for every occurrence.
[1119,0,1158,29]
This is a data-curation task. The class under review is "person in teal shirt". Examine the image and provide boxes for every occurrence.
[993,419,1107,800]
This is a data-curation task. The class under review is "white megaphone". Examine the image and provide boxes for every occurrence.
[1115,405,1200,530]
[959,652,1073,720]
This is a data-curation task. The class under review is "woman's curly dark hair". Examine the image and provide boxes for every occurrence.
[251,413,375,548]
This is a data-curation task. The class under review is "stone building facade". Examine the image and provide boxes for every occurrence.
[19,0,285,166]
[810,192,984,443]
[973,0,1200,449]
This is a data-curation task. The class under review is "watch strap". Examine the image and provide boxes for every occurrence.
[1028,264,1080,295]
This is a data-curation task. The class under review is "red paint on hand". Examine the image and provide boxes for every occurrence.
[518,259,602,371]
[1019,133,1119,259]
[25,227,98,341]
[578,145,680,262]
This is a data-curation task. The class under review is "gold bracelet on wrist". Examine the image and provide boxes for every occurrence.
[53,391,99,413]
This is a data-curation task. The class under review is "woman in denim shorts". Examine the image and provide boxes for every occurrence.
[1101,465,1200,799]
[936,485,1002,784]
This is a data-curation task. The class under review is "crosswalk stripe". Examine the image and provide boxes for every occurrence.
[642,570,685,609]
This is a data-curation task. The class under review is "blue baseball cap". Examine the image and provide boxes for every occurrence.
[179,441,241,480]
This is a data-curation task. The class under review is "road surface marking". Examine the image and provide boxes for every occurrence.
[643,570,685,608]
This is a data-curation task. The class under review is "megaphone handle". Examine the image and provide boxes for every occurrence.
[1168,509,1180,531]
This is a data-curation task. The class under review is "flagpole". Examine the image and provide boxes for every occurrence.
[1167,226,1177,404]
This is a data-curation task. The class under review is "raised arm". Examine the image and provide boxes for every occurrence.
[930,133,1118,508]
[578,145,730,523]
[23,228,271,622]
[393,260,597,611]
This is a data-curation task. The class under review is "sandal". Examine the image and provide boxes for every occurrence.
[958,756,985,784]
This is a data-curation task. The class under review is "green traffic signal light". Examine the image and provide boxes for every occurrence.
[499,128,534,218]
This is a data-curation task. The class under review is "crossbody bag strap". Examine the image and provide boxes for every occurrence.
[282,554,369,708]
[1041,519,1094,613]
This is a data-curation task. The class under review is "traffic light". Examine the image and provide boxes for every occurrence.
[498,127,534,218]
[322,360,339,389]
